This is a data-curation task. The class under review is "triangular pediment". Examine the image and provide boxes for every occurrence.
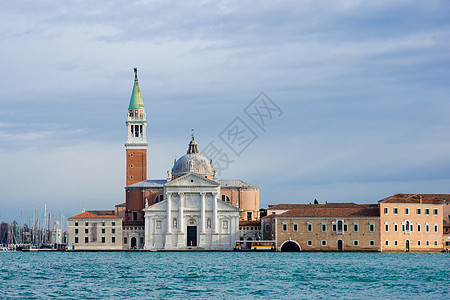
[217,199,242,212]
[143,199,167,211]
[164,172,219,188]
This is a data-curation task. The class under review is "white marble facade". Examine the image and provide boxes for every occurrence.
[143,173,241,250]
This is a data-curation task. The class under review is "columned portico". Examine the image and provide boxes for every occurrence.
[143,172,241,250]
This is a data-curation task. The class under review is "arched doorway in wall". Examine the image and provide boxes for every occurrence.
[405,240,410,252]
[280,240,301,252]
[337,239,343,252]
[131,237,137,249]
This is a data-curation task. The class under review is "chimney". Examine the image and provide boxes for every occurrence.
[419,196,423,204]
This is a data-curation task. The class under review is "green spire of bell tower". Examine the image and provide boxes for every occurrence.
[129,67,144,109]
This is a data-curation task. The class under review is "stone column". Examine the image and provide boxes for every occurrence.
[177,192,185,248]
[178,192,184,231]
[144,213,150,249]
[166,193,172,233]
[213,193,218,233]
[165,192,172,249]
[211,192,219,249]
[200,192,206,233]
[199,192,207,248]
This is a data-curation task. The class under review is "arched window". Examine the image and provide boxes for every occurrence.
[221,195,231,203]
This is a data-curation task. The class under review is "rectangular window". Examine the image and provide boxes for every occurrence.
[433,209,438,215]
[102,228,105,234]
[102,221,105,227]
[416,208,421,215]
[321,240,327,246]
[85,237,89,243]
[385,240,389,246]
[353,223,359,232]
[265,224,270,232]
[101,237,105,243]
[293,223,298,232]
[112,221,116,226]
[75,237,79,243]
[282,223,287,232]
[132,211,138,221]
[75,229,78,234]
[353,240,359,246]
[85,228,88,234]
[85,222,89,226]
[307,240,312,246]
[124,237,128,244]
[394,240,398,246]
[425,209,429,215]
[417,241,421,246]
[417,224,421,232]
[332,224,337,232]
[247,212,252,221]
[369,223,375,232]
[426,241,429,246]
[384,207,388,214]
[75,222,78,227]
[322,223,327,232]
[112,237,115,243]
[385,224,389,232]
[112,228,116,234]
[426,224,430,232]
[434,224,438,232]
[394,224,398,232]
[307,223,312,232]
[222,221,228,229]
[393,208,398,214]
[405,208,409,215]
[343,224,348,232]
[369,240,374,246]
[434,241,437,246]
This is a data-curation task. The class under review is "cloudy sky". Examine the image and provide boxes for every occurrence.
[0,0,449,223]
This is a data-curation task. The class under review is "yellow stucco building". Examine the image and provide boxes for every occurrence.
[379,194,445,252]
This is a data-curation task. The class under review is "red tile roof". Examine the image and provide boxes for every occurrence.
[68,210,120,219]
[379,194,449,204]
[115,202,126,207]
[239,220,261,226]
[267,203,379,218]
[268,203,366,210]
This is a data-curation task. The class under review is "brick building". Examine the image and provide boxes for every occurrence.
[262,203,380,252]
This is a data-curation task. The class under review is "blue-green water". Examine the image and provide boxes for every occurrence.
[0,252,448,299]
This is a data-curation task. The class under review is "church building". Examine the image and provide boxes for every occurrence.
[121,68,260,250]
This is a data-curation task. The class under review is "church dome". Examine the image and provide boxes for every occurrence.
[171,137,215,179]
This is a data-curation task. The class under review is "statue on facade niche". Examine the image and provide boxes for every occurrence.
[173,218,177,229]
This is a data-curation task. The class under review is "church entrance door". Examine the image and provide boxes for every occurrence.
[187,226,197,246]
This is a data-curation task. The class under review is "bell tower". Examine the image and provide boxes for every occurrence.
[125,67,148,186]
